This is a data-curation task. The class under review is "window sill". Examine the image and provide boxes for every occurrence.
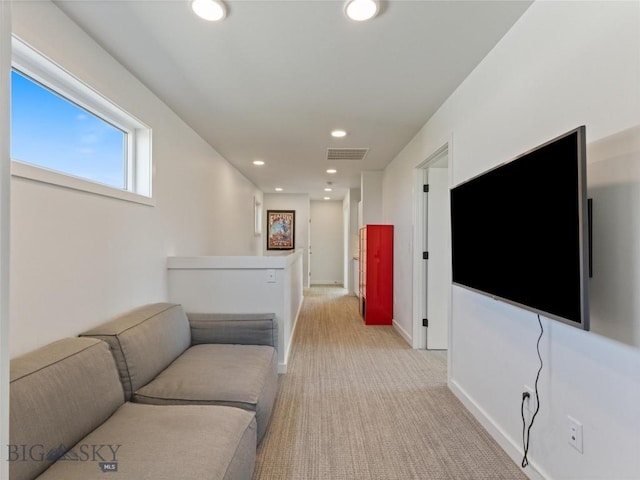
[11,161,155,206]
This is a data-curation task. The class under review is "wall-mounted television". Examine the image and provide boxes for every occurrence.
[450,126,589,330]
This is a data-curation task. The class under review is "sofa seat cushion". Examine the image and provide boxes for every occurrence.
[133,344,277,442]
[36,403,257,480]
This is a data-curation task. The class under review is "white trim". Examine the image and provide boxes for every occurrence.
[12,36,147,139]
[280,292,304,374]
[449,378,547,480]
[310,280,343,286]
[11,36,153,200]
[412,167,426,349]
[11,161,155,206]
[412,141,450,350]
[393,319,412,346]
[168,250,303,270]
[254,195,262,236]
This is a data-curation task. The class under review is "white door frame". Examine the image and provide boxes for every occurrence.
[426,166,450,349]
[411,142,451,350]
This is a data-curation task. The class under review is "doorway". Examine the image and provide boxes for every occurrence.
[310,200,344,286]
[413,146,451,351]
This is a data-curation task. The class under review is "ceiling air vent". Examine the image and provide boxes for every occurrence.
[326,148,369,161]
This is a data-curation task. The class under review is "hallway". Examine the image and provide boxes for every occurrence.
[254,287,524,479]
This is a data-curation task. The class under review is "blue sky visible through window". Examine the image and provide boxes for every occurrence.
[10,70,126,189]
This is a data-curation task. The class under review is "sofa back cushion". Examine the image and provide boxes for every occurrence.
[10,337,124,480]
[81,303,191,400]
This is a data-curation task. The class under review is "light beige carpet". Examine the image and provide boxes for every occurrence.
[254,287,526,480]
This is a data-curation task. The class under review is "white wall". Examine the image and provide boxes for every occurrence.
[9,1,262,357]
[263,193,310,287]
[587,125,640,347]
[383,1,640,479]
[361,170,383,225]
[0,2,11,476]
[310,200,343,285]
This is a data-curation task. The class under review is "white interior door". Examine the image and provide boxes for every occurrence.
[426,167,451,349]
[310,200,344,285]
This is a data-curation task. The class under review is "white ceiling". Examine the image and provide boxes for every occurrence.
[55,0,532,200]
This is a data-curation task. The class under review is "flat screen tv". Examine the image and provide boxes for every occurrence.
[450,126,589,330]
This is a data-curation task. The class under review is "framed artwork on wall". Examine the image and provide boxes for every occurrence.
[267,210,295,250]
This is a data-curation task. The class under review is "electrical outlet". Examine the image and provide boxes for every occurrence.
[523,385,536,413]
[568,416,583,453]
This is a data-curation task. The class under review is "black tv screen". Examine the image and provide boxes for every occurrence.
[450,126,589,330]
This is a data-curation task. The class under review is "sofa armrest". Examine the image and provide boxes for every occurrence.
[187,312,278,349]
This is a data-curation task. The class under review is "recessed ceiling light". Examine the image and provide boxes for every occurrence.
[275,187,283,192]
[324,188,332,192]
[252,160,265,166]
[191,0,226,21]
[326,169,337,174]
[345,0,378,21]
[331,130,347,138]
[323,197,331,200]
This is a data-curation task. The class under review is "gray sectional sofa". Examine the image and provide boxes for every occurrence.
[10,303,278,480]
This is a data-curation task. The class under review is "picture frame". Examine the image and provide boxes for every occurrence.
[267,210,295,250]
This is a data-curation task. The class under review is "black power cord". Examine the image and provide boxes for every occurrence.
[521,314,544,468]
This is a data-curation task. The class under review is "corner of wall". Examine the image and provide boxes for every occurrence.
[0,2,11,476]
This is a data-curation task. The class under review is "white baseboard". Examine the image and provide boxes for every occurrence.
[448,378,548,480]
[393,319,412,346]
[280,295,304,375]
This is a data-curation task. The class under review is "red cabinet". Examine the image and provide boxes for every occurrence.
[359,225,393,325]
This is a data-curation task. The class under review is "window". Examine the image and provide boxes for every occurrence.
[11,70,128,189]
[10,37,152,204]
